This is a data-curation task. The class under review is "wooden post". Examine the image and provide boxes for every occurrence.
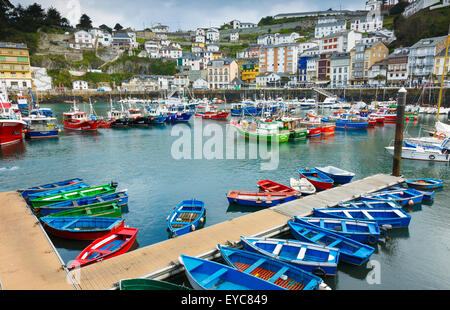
[393,87,407,177]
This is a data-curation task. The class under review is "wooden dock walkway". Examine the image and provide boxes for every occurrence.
[0,191,74,290]
[74,173,404,290]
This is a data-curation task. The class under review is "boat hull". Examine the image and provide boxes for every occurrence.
[63,119,99,131]
[227,191,298,207]
[0,120,24,146]
[41,217,125,240]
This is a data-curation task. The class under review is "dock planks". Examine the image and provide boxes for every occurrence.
[0,191,74,290]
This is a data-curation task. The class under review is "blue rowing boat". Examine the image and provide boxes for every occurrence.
[338,200,401,209]
[294,217,380,245]
[406,178,443,190]
[18,178,86,198]
[385,186,435,202]
[240,236,339,277]
[313,208,411,228]
[25,182,90,201]
[315,166,355,184]
[360,189,424,206]
[178,255,284,290]
[38,191,129,216]
[167,199,206,238]
[288,221,375,266]
[217,245,328,290]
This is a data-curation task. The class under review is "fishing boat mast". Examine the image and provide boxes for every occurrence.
[436,26,450,120]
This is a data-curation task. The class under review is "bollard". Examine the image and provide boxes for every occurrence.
[392,87,407,177]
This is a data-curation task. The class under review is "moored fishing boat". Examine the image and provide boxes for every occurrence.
[167,199,206,237]
[294,217,381,245]
[178,255,284,290]
[313,208,412,228]
[218,245,328,290]
[240,236,339,277]
[23,115,60,140]
[68,227,138,269]
[38,191,128,216]
[298,169,334,190]
[231,119,290,143]
[385,141,450,163]
[277,117,307,140]
[195,104,229,120]
[119,278,191,290]
[40,217,124,240]
[289,178,316,195]
[226,191,298,207]
[63,102,99,131]
[0,89,26,146]
[44,202,122,218]
[315,166,355,184]
[334,114,369,130]
[18,178,85,199]
[30,183,118,209]
[288,220,375,266]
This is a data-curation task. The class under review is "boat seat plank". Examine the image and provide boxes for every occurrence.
[200,268,228,286]
[362,210,374,220]
[268,266,290,283]
[340,221,348,233]
[244,258,266,274]
[296,247,307,260]
[327,239,342,248]
[61,219,79,230]
[311,232,326,242]
[272,243,283,256]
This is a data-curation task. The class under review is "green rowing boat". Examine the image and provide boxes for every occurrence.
[29,184,117,208]
[119,278,191,290]
[44,202,122,218]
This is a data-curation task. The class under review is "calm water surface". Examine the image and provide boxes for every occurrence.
[0,102,449,290]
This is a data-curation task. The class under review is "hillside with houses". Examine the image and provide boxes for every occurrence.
[0,0,449,93]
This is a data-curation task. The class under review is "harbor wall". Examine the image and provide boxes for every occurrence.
[9,88,450,107]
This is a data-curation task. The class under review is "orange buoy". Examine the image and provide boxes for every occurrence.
[408,199,414,206]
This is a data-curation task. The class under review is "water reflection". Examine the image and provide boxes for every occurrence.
[0,141,26,159]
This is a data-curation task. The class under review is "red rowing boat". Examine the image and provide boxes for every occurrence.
[257,180,300,195]
[68,227,138,269]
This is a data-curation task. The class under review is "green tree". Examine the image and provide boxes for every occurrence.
[99,24,112,34]
[114,23,123,31]
[77,14,92,30]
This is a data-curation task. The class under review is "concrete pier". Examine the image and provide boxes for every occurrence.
[0,173,404,290]
[0,191,74,290]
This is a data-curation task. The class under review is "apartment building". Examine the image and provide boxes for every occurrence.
[318,30,362,54]
[350,41,389,85]
[408,36,447,85]
[259,43,299,75]
[387,47,410,86]
[330,53,351,87]
[206,58,239,89]
[0,42,32,89]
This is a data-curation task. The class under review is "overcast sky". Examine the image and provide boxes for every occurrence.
[11,0,365,31]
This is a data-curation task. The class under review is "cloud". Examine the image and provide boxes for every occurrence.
[10,0,366,30]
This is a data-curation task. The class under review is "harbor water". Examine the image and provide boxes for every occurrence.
[1,102,449,290]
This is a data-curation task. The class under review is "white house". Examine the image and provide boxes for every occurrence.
[196,28,206,36]
[229,20,257,29]
[193,78,208,89]
[306,57,318,83]
[330,53,351,87]
[145,40,160,58]
[298,41,319,54]
[174,72,190,88]
[257,33,301,46]
[230,30,239,42]
[70,30,94,49]
[151,23,169,33]
[350,2,383,34]
[89,28,112,47]
[256,72,291,87]
[161,47,182,59]
[195,35,206,43]
[206,28,220,42]
[72,80,88,90]
[157,75,174,90]
[314,20,347,38]
[318,30,362,54]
